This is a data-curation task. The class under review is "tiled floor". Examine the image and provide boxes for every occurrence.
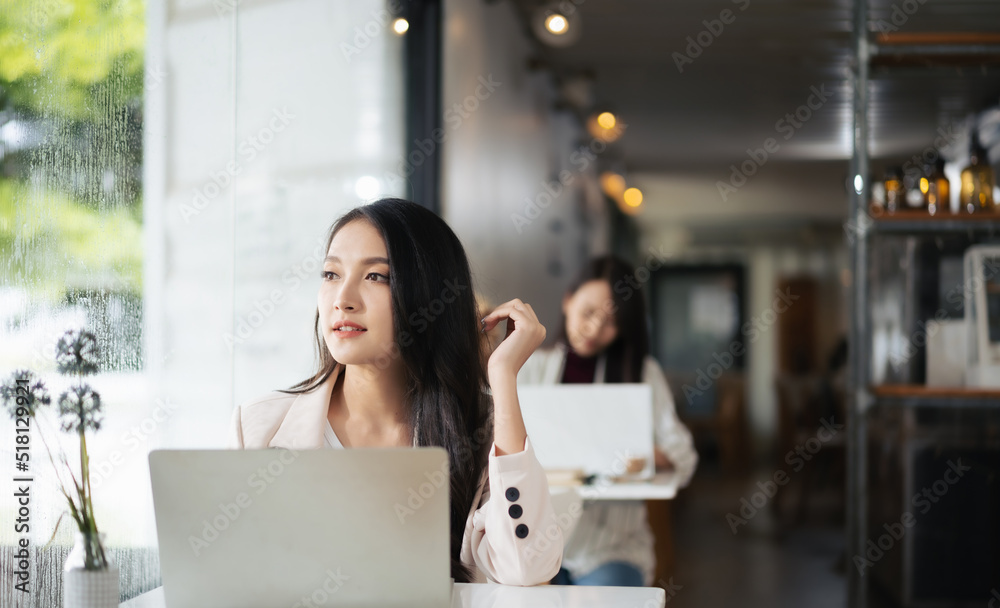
[665,464,848,608]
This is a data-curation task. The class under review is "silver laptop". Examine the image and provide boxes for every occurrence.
[148,448,452,608]
[517,384,655,479]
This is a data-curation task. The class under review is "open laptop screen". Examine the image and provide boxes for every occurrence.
[517,384,655,479]
[149,448,451,608]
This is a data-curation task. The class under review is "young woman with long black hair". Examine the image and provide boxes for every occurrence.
[229,198,563,585]
[519,255,698,587]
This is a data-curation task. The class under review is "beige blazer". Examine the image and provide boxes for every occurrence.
[228,365,563,586]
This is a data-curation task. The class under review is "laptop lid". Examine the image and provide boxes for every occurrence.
[517,384,655,479]
[148,447,451,608]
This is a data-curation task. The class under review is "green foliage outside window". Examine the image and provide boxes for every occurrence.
[0,0,145,298]
[0,0,145,121]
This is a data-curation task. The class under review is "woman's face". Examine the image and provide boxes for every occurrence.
[562,279,618,358]
[318,219,397,367]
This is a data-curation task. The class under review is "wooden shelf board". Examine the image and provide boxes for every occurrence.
[869,210,1000,232]
[871,384,1000,400]
[871,32,1000,65]
[876,32,1000,46]
[873,209,999,221]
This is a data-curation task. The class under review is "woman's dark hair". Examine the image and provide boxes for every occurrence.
[285,198,492,583]
[560,255,649,383]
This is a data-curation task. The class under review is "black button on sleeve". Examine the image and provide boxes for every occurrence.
[505,487,520,502]
[508,504,523,519]
[515,524,529,539]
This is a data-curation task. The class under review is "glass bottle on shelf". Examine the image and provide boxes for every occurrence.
[923,157,950,216]
[960,132,995,213]
[903,167,925,210]
[870,176,886,215]
[884,166,904,214]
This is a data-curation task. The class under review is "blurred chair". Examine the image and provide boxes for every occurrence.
[646,499,674,585]
[648,373,748,585]
[666,370,750,475]
[773,372,846,524]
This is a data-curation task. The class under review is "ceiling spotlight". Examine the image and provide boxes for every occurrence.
[393,18,409,35]
[545,14,568,35]
[597,111,617,130]
[531,3,582,47]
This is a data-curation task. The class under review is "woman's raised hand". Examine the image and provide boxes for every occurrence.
[481,298,546,379]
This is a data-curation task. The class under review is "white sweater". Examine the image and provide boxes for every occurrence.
[517,344,698,585]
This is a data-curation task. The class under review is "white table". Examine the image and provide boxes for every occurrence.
[552,472,679,501]
[120,583,666,607]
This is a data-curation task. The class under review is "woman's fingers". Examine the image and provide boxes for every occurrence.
[481,298,538,333]
[481,299,518,329]
[483,298,546,376]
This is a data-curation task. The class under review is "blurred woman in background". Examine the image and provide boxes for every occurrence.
[518,254,697,587]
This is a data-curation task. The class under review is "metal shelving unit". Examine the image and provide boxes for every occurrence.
[847,2,1000,607]
[871,213,1000,234]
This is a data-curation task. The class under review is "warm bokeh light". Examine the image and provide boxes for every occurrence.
[597,112,616,130]
[393,18,409,35]
[586,114,624,143]
[545,14,568,34]
[600,172,626,198]
[623,187,643,207]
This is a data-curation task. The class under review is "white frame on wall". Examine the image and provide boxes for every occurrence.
[963,244,1000,387]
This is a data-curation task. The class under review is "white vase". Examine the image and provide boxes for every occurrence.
[63,531,119,608]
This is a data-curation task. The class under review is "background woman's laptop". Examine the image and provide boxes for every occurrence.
[148,448,452,608]
[517,384,655,479]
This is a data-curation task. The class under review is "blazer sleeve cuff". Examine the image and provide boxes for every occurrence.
[488,435,533,471]
[470,435,563,585]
